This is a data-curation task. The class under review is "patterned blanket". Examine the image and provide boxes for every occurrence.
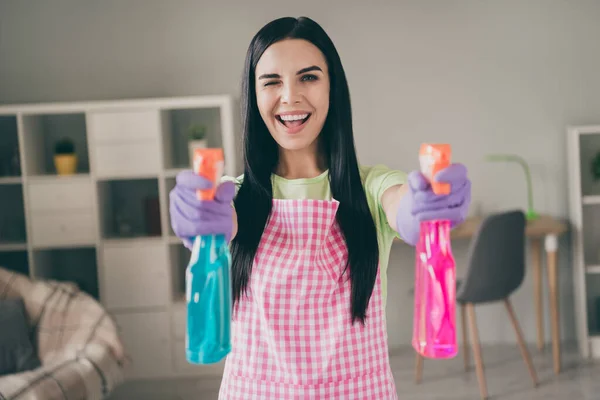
[0,267,126,400]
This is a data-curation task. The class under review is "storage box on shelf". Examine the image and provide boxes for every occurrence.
[27,176,96,249]
[88,109,162,178]
[567,125,600,359]
[0,95,237,380]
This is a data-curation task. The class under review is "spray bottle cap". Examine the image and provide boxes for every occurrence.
[419,143,451,195]
[193,148,224,201]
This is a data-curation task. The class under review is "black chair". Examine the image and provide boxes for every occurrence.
[414,210,538,400]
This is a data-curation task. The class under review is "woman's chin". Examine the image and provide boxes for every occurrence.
[268,121,323,152]
[273,134,317,152]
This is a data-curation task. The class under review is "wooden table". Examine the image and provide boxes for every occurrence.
[401,214,568,375]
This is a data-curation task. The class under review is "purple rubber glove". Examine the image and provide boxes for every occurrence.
[395,163,471,246]
[169,170,236,250]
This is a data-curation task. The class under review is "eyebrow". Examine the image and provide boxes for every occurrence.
[258,65,323,80]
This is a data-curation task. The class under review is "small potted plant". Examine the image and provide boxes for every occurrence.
[187,124,207,164]
[54,137,77,175]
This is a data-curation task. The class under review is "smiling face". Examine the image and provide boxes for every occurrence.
[255,39,330,154]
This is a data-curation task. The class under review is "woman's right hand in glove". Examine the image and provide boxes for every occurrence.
[169,170,236,249]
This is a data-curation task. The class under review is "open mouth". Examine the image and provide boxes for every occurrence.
[276,113,311,131]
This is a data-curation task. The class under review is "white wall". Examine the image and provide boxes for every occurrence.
[2,0,600,347]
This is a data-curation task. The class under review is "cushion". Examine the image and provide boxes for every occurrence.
[0,298,41,376]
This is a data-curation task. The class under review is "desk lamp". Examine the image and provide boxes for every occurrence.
[485,153,539,220]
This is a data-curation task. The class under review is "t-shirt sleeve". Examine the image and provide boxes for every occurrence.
[220,174,244,197]
[361,164,407,239]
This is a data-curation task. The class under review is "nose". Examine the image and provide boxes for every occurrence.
[281,81,301,104]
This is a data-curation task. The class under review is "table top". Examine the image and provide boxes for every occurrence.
[450,214,569,239]
[393,214,569,243]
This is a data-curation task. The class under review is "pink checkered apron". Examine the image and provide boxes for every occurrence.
[219,199,398,399]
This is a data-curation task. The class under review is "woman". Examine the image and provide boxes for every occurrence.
[170,16,471,399]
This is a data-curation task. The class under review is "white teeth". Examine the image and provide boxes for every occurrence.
[279,113,309,121]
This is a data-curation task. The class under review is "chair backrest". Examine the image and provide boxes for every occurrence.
[456,210,526,304]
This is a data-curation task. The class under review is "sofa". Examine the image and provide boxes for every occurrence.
[0,267,126,399]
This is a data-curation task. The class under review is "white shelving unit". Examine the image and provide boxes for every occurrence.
[567,124,600,360]
[0,95,237,380]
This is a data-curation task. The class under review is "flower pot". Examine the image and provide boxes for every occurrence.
[54,154,77,175]
[188,139,208,165]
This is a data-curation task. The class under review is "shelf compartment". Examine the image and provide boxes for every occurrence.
[33,247,98,299]
[0,184,27,245]
[161,107,223,169]
[0,250,29,276]
[169,242,189,302]
[0,115,22,178]
[579,132,600,197]
[164,177,176,237]
[21,113,90,176]
[582,204,600,266]
[98,178,162,239]
[586,273,600,337]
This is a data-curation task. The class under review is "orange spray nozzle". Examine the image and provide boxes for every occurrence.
[419,143,451,195]
[193,148,224,201]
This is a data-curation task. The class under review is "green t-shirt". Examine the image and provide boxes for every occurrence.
[223,164,407,308]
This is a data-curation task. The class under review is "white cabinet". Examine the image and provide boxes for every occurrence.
[172,302,187,340]
[27,179,96,248]
[114,311,172,379]
[567,125,600,360]
[88,109,163,178]
[30,211,96,248]
[0,95,237,380]
[87,109,161,144]
[101,242,170,310]
[93,141,162,178]
[28,179,93,211]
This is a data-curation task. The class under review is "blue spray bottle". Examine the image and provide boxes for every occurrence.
[186,148,232,364]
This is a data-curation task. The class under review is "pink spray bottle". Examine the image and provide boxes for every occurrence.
[412,143,458,359]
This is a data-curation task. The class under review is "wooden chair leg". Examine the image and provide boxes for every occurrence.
[414,352,423,384]
[467,303,488,400]
[504,298,539,387]
[461,303,469,371]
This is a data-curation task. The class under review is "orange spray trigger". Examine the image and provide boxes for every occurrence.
[193,148,225,201]
[419,143,451,195]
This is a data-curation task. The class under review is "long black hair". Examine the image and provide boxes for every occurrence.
[230,16,379,324]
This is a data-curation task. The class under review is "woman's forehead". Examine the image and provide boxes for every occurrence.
[256,39,327,75]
